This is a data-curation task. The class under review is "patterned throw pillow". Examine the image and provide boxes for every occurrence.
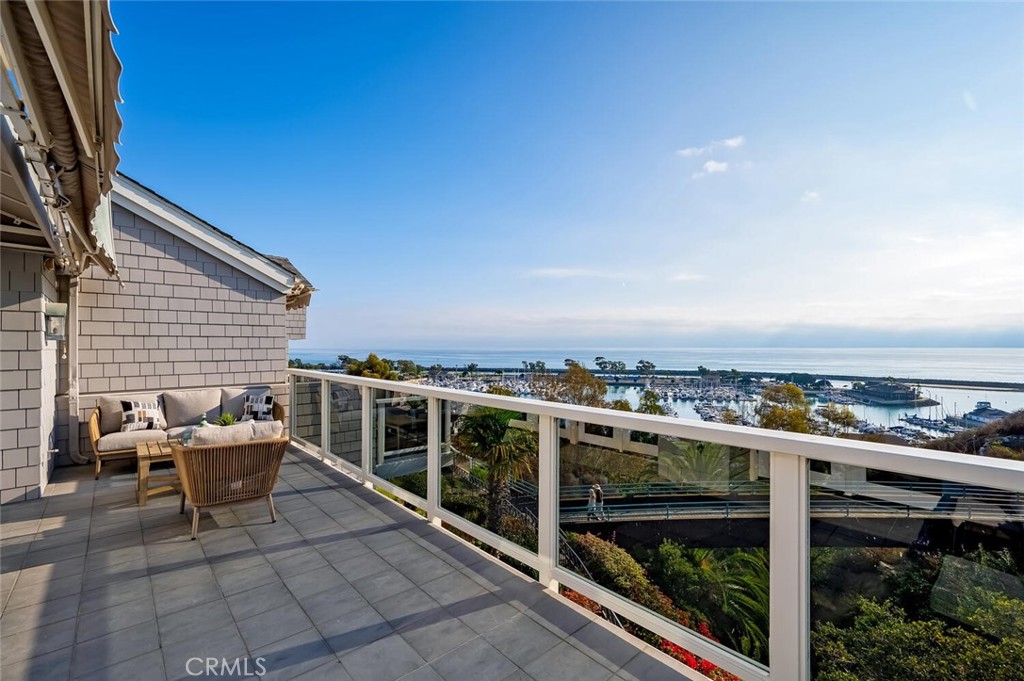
[242,393,275,422]
[120,400,162,432]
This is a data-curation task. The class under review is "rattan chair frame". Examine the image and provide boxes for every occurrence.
[170,436,289,539]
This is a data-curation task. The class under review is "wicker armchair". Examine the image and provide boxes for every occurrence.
[170,437,288,539]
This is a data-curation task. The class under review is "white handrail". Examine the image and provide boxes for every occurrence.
[287,366,1024,681]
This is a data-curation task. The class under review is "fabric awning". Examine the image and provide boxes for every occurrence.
[0,0,123,276]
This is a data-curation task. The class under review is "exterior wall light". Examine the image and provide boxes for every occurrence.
[44,302,68,341]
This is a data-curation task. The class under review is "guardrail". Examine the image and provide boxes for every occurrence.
[286,367,1024,681]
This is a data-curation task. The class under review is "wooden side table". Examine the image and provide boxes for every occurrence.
[136,440,179,506]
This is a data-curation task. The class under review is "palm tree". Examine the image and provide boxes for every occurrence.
[650,543,770,662]
[453,406,536,533]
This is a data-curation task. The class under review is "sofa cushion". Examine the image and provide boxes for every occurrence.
[120,400,162,432]
[165,425,195,440]
[98,394,164,435]
[251,420,284,440]
[164,389,222,428]
[221,387,271,420]
[192,422,254,446]
[96,429,167,453]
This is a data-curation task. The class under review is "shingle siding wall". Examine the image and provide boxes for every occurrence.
[70,204,290,463]
[1,250,61,504]
[286,306,307,340]
[292,378,361,467]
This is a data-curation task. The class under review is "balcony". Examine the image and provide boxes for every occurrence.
[1,449,686,680]
[2,369,1022,681]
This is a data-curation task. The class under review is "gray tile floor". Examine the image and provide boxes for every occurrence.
[1,448,689,680]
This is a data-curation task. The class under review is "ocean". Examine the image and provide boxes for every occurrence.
[289,347,1023,384]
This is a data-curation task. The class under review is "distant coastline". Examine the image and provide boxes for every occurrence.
[289,347,1024,388]
[411,367,1024,393]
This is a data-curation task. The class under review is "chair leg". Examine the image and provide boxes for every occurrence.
[94,457,101,480]
[179,492,186,515]
[266,494,277,523]
[191,508,200,540]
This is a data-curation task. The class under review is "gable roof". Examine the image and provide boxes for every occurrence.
[111,174,308,297]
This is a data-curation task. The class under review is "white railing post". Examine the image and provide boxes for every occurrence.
[769,451,810,681]
[360,385,372,486]
[288,373,296,438]
[537,414,559,591]
[320,379,330,461]
[427,396,441,525]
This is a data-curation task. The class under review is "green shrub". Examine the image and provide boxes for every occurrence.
[216,413,237,426]
[812,598,1024,681]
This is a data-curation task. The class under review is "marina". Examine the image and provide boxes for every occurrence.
[414,372,1022,444]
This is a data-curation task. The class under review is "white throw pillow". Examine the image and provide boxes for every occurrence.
[192,422,255,446]
[120,400,163,432]
[242,393,275,421]
[251,420,284,440]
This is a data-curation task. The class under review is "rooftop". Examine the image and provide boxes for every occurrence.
[0,446,686,681]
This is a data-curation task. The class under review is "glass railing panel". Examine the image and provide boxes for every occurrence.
[558,420,770,673]
[292,376,322,446]
[369,387,429,502]
[808,463,1024,679]
[438,399,539,554]
[327,381,362,469]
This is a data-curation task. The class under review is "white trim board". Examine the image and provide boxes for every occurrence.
[111,177,295,292]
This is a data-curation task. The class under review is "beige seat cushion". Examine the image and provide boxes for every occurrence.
[96,429,167,453]
[164,389,222,428]
[192,422,254,446]
[221,386,272,420]
[251,420,284,440]
[98,394,165,435]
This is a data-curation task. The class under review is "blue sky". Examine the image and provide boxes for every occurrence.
[111,1,1023,349]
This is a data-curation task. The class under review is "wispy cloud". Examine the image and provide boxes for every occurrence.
[676,146,707,158]
[691,160,729,179]
[800,190,821,204]
[963,90,977,112]
[676,135,745,157]
[670,272,706,282]
[524,267,620,279]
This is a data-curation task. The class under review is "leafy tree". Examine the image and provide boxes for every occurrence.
[532,363,607,407]
[812,598,1024,681]
[609,399,633,412]
[720,408,741,425]
[396,359,424,378]
[566,533,704,628]
[594,356,611,373]
[818,402,858,436]
[565,533,735,680]
[756,383,813,433]
[467,362,479,376]
[485,384,516,398]
[565,358,579,368]
[346,353,399,380]
[637,389,666,416]
[637,359,656,377]
[610,360,627,378]
[428,363,444,377]
[453,406,536,533]
[698,365,710,377]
